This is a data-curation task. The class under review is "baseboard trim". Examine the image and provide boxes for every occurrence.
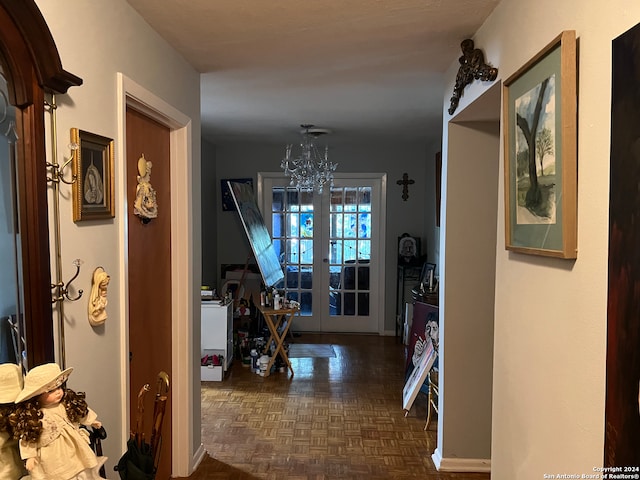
[191,443,207,474]
[431,448,491,473]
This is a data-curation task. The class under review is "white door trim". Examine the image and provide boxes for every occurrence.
[117,73,201,477]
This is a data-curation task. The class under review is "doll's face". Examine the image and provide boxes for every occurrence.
[39,386,64,406]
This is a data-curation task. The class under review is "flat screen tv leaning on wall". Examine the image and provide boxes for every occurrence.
[228,181,285,289]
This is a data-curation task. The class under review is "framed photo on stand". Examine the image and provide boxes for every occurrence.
[398,233,421,265]
[419,262,437,293]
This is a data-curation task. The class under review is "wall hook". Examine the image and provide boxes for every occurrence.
[46,141,78,185]
[51,259,84,303]
[44,96,78,185]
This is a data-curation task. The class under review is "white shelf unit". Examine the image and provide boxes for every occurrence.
[201,301,233,379]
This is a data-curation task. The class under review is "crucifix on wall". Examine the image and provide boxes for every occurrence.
[397,173,414,201]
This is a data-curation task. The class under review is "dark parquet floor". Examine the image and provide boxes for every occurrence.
[179,333,490,480]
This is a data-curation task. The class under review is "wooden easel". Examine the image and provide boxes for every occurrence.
[256,304,299,377]
[221,255,253,309]
[234,255,252,308]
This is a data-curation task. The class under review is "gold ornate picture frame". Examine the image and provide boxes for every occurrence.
[503,31,577,258]
[71,128,115,222]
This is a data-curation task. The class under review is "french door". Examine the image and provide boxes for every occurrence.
[259,174,385,333]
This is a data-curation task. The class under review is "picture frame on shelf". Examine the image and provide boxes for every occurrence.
[398,233,421,265]
[419,262,437,293]
[71,128,115,222]
[502,30,577,258]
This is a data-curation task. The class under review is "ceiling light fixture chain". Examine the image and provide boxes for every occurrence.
[281,124,337,193]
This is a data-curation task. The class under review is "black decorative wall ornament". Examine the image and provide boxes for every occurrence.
[396,172,415,201]
[448,39,498,115]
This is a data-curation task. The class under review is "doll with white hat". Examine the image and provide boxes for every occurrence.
[10,363,107,480]
[0,363,28,480]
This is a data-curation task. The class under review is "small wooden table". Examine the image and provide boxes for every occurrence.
[257,305,299,377]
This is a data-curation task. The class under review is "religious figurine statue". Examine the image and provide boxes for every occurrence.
[134,153,158,222]
[88,266,110,327]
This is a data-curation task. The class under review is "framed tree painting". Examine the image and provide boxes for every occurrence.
[502,30,577,258]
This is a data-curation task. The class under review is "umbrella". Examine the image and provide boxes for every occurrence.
[114,438,155,480]
[149,371,170,468]
[134,384,151,448]
[114,384,155,480]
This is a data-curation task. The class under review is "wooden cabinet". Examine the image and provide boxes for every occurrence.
[201,301,233,372]
[412,288,439,306]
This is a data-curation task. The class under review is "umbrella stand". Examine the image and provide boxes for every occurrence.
[115,383,155,480]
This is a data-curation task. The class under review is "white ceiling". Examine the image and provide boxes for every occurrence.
[125,0,500,146]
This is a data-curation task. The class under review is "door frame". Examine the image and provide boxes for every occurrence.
[257,172,387,334]
[117,73,199,477]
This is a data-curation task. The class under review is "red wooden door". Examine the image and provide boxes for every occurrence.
[126,107,172,479]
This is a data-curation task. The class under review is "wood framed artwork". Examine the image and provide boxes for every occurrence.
[227,180,284,289]
[403,302,439,413]
[502,30,577,258]
[221,177,253,211]
[71,128,115,222]
[605,21,640,467]
[402,338,436,413]
[404,302,438,376]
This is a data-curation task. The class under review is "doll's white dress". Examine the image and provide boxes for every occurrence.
[0,431,27,480]
[19,402,107,480]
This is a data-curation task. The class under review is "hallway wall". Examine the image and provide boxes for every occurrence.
[437,119,500,470]
[35,1,201,475]
[442,0,640,477]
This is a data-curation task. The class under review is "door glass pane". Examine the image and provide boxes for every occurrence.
[272,213,284,237]
[344,188,357,210]
[358,292,370,315]
[329,186,371,316]
[272,189,283,212]
[0,67,25,367]
[272,186,313,315]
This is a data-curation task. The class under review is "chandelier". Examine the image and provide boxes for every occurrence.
[280,124,337,193]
